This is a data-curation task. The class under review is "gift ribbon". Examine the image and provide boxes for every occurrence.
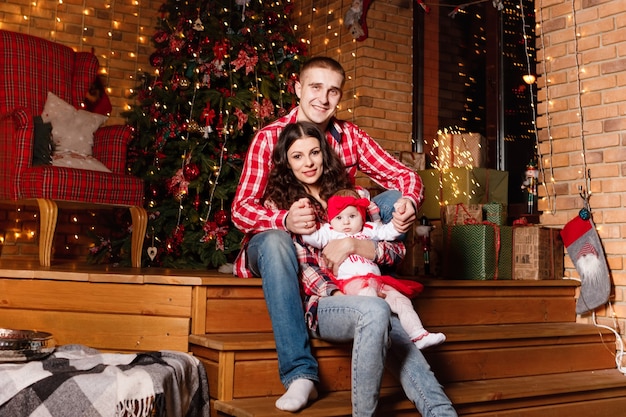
[450,203,481,225]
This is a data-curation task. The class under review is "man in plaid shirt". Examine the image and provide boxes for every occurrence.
[231,56,424,412]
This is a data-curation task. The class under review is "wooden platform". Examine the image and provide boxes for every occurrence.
[1,260,625,416]
[0,259,239,352]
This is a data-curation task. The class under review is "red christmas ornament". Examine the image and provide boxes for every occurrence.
[183,163,200,181]
[214,209,229,226]
[149,52,164,68]
[194,194,200,211]
[153,30,169,45]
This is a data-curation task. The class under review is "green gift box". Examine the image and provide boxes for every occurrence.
[483,202,507,225]
[443,225,512,280]
[418,168,509,220]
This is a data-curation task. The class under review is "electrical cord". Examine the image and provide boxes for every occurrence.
[563,277,625,375]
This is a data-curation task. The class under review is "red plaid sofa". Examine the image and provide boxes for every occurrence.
[0,30,146,267]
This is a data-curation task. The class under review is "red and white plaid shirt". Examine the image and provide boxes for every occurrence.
[232,107,423,278]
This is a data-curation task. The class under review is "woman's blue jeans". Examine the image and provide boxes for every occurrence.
[244,189,404,389]
[317,295,457,417]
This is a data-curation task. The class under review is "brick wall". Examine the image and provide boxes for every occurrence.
[535,0,626,334]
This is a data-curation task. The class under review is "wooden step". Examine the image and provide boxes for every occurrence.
[201,279,580,334]
[414,279,578,326]
[214,369,626,417]
[190,322,616,401]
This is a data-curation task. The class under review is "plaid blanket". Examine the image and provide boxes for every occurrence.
[0,344,210,417]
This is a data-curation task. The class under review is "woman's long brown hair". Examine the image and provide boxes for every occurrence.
[262,122,353,210]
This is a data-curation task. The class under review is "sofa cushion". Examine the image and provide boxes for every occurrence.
[52,151,112,172]
[41,92,107,156]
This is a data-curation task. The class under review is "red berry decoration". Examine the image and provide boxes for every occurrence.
[214,209,229,226]
[183,163,200,181]
[148,183,159,198]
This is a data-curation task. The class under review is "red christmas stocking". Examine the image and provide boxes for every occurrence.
[344,0,372,41]
[560,214,611,314]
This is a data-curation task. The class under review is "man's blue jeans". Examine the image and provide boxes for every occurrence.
[246,229,319,387]
[245,190,402,388]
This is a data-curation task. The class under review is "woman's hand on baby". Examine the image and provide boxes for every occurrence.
[391,198,416,233]
[286,198,317,234]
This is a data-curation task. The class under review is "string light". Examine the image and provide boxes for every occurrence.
[105,0,116,83]
[536,0,556,214]
[519,0,557,215]
[51,0,62,41]
[26,1,33,34]
[569,0,590,201]
[79,0,87,49]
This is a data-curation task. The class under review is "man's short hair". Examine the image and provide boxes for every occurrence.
[300,56,346,86]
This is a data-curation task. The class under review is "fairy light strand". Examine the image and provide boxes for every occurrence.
[52,0,61,41]
[351,45,357,123]
[26,1,33,34]
[106,0,116,84]
[536,0,556,214]
[520,0,555,214]
[570,0,590,200]
[80,0,86,50]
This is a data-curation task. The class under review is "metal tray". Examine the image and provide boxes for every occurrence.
[0,328,55,362]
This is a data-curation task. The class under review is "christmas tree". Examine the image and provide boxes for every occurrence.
[89,0,306,268]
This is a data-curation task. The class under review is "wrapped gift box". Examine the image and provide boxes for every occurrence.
[512,226,564,280]
[483,202,507,225]
[443,224,512,280]
[444,203,483,225]
[435,132,487,168]
[418,168,509,220]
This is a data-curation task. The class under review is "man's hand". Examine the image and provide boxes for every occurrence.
[285,198,317,234]
[391,197,416,233]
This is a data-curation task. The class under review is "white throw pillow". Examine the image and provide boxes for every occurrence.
[51,151,112,173]
[41,92,108,156]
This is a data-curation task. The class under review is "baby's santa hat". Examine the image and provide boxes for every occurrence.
[560,214,610,314]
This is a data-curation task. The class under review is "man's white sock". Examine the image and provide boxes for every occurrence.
[275,378,318,412]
